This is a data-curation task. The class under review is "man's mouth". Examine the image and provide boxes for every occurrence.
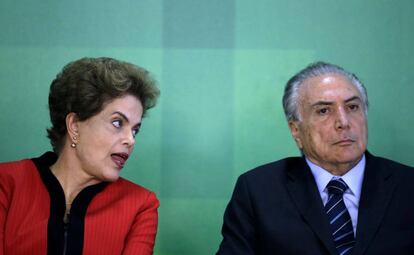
[111,153,129,169]
[333,139,355,146]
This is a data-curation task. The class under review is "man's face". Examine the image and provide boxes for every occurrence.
[289,73,368,175]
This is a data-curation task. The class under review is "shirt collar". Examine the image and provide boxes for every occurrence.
[306,154,365,199]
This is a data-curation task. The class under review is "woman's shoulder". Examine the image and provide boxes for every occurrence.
[112,177,154,193]
[89,178,159,216]
[0,158,42,197]
[0,158,38,178]
[102,177,158,204]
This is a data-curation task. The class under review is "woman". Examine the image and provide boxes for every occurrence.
[0,57,160,255]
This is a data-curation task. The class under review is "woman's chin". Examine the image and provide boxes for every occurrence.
[101,171,121,182]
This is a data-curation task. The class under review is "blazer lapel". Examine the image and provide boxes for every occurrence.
[285,158,338,255]
[352,152,396,255]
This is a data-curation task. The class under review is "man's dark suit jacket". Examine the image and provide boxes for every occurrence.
[216,152,414,255]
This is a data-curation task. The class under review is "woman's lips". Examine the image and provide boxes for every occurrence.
[111,153,129,169]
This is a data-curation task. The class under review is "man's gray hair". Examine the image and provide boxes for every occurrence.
[282,61,369,122]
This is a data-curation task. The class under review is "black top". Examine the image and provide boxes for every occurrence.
[32,152,108,255]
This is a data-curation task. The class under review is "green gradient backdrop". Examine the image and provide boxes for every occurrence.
[1,1,414,254]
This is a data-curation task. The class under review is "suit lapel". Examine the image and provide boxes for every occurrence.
[285,158,338,255]
[352,152,396,255]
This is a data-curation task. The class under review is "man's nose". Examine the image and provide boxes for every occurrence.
[335,108,350,130]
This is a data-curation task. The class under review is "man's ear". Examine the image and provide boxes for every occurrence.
[66,112,79,142]
[288,120,303,149]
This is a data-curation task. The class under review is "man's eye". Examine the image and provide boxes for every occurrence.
[112,120,122,128]
[317,108,329,115]
[349,104,359,111]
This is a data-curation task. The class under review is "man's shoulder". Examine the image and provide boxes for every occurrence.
[240,156,304,181]
[372,155,413,168]
[367,152,414,177]
[231,157,306,196]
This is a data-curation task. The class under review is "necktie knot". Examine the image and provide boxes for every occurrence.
[326,178,348,195]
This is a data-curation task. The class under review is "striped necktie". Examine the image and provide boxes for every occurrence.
[324,178,355,255]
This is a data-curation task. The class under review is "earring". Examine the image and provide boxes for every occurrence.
[71,135,77,148]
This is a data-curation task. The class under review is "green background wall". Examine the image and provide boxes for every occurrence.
[1,1,413,254]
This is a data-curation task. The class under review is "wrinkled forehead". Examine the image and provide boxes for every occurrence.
[298,73,362,103]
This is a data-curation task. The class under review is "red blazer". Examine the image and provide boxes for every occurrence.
[0,153,159,255]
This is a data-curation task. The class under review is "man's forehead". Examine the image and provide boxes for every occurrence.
[299,73,362,103]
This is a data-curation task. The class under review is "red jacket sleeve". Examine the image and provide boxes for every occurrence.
[122,191,159,255]
[0,166,12,255]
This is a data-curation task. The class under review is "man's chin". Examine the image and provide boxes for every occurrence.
[336,154,364,166]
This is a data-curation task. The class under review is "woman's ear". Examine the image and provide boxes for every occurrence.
[66,112,79,142]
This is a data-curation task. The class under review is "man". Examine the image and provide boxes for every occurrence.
[216,62,414,255]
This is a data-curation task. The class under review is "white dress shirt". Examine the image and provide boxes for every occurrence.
[306,155,366,236]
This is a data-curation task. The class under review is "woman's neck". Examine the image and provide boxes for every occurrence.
[50,149,100,205]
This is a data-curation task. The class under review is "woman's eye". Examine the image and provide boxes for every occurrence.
[132,128,139,138]
[112,120,122,128]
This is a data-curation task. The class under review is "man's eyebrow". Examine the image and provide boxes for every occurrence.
[311,101,333,107]
[113,111,142,128]
[311,96,362,107]
[344,96,362,103]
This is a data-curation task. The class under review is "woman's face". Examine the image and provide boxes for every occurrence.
[73,94,143,183]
